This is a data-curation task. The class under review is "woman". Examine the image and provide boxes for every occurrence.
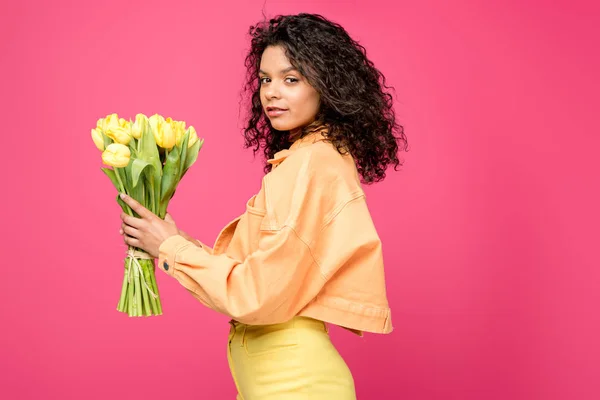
[119,12,408,399]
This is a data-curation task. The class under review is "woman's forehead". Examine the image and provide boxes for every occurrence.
[259,46,296,73]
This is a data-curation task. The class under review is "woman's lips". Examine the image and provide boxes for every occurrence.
[267,108,288,117]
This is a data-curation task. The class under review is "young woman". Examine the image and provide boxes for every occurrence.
[119,12,407,400]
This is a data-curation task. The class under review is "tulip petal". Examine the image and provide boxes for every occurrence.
[102,143,131,168]
[91,128,104,151]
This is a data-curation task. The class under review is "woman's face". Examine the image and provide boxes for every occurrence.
[259,45,321,137]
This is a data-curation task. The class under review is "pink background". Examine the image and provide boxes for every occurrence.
[1,0,598,399]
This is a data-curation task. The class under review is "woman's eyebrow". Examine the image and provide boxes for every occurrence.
[259,66,298,75]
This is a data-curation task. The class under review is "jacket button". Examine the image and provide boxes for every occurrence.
[163,261,169,271]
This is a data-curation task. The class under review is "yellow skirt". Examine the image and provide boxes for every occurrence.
[227,316,356,399]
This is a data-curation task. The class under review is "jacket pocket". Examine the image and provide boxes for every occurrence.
[243,324,298,357]
[212,215,242,255]
[244,194,271,252]
[246,194,267,218]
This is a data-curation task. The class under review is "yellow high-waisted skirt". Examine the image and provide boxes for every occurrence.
[227,316,357,399]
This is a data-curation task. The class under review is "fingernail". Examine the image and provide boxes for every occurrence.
[120,193,126,199]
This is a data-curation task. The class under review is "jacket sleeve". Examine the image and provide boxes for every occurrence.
[158,224,323,324]
[157,150,375,324]
[196,239,213,254]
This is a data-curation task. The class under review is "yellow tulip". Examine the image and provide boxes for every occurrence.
[102,143,131,168]
[99,113,120,132]
[91,128,105,151]
[148,114,165,135]
[165,117,175,133]
[131,113,147,139]
[170,119,185,147]
[188,126,199,148]
[156,120,176,149]
[105,125,132,145]
[164,117,178,146]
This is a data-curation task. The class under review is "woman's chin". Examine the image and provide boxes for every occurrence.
[270,121,293,131]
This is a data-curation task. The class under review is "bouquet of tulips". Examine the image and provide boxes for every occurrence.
[91,113,204,316]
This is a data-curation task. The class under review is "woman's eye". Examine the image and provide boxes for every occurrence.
[259,77,298,84]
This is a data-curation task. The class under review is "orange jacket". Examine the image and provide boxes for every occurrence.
[157,131,393,336]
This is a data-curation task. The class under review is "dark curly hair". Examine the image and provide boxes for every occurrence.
[239,13,408,184]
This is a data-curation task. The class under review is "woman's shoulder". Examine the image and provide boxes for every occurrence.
[261,141,363,226]
[272,140,359,184]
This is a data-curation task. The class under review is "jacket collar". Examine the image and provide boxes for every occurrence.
[267,129,328,168]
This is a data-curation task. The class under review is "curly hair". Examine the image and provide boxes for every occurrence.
[239,13,408,184]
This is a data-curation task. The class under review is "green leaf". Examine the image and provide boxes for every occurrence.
[138,119,162,183]
[182,138,203,178]
[116,193,130,215]
[101,168,131,214]
[123,159,133,189]
[102,131,112,149]
[128,138,140,161]
[131,159,154,188]
[178,130,190,180]
[137,120,163,213]
[160,146,180,204]
[101,167,120,191]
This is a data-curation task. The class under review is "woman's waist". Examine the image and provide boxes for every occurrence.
[228,316,327,333]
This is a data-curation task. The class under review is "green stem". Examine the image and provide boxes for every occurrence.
[127,265,134,316]
[150,263,162,315]
[133,261,142,317]
[114,168,134,216]
[117,258,129,312]
[140,260,151,316]
[122,288,128,313]
[144,261,158,315]
[150,179,156,215]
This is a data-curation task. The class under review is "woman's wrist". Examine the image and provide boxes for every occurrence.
[178,229,202,248]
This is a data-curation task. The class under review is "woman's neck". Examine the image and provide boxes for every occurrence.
[289,128,302,143]
[288,123,328,143]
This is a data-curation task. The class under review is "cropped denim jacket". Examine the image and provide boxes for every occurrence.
[158,131,393,336]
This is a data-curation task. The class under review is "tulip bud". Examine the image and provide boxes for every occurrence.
[187,126,199,148]
[131,113,147,139]
[160,119,176,149]
[102,113,120,132]
[119,118,129,128]
[174,120,186,147]
[91,128,105,151]
[102,143,131,168]
[148,114,165,135]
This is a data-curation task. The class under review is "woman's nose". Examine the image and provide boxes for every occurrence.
[264,83,280,99]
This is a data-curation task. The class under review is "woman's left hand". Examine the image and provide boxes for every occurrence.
[119,193,179,258]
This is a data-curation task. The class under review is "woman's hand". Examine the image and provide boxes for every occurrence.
[118,193,179,258]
